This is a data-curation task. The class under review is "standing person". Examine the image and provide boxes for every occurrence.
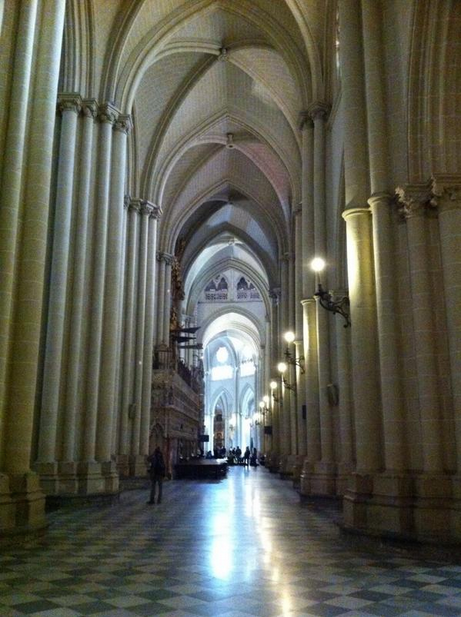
[235,446,242,463]
[243,446,250,466]
[147,447,166,504]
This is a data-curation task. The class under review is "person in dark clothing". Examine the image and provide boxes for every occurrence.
[243,446,250,466]
[146,447,166,504]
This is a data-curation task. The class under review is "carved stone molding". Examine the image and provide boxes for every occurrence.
[139,201,154,217]
[157,251,174,265]
[150,204,163,220]
[98,102,118,125]
[218,47,229,61]
[280,252,294,262]
[81,98,98,119]
[57,93,82,115]
[395,183,433,220]
[307,101,331,122]
[367,191,394,210]
[431,174,461,212]
[126,196,162,219]
[269,288,281,305]
[299,111,314,131]
[114,114,133,135]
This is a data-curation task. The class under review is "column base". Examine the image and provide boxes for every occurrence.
[300,460,338,497]
[342,472,461,543]
[292,455,307,488]
[0,472,47,548]
[130,454,148,477]
[115,454,130,477]
[265,452,280,473]
[279,454,294,478]
[34,461,80,496]
[336,462,354,496]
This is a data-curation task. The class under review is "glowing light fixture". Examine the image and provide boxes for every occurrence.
[283,331,305,373]
[277,362,287,373]
[311,256,351,328]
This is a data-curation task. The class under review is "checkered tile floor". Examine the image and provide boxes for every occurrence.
[2,467,461,616]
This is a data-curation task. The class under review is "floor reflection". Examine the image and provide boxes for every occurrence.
[1,467,461,616]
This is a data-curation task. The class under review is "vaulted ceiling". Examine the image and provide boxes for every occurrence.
[68,0,332,325]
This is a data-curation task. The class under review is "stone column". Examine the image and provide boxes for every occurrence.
[82,102,117,465]
[397,186,444,473]
[338,0,370,210]
[119,199,140,465]
[294,206,306,457]
[131,202,151,474]
[279,256,291,460]
[302,299,321,462]
[156,255,166,345]
[163,258,173,344]
[4,0,66,475]
[335,297,354,492]
[361,0,406,476]
[140,205,162,457]
[96,114,132,494]
[62,100,98,467]
[0,0,38,429]
[316,300,334,465]
[369,194,406,472]
[300,115,315,298]
[342,208,381,473]
[309,102,329,259]
[432,176,461,472]
[361,0,389,196]
[2,0,65,532]
[37,95,81,473]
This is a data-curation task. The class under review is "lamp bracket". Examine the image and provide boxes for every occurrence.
[314,284,351,327]
[283,348,305,373]
[282,377,296,391]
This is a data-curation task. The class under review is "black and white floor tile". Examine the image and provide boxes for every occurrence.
[1,467,461,616]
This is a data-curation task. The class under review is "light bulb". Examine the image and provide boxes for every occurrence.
[284,331,295,344]
[311,257,326,272]
[270,381,277,390]
[277,362,288,373]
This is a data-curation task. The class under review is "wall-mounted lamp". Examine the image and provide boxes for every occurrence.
[270,380,279,403]
[277,362,295,391]
[283,331,305,373]
[310,257,351,328]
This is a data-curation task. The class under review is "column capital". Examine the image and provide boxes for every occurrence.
[81,98,98,119]
[395,183,433,219]
[307,101,330,122]
[125,196,162,219]
[149,203,163,220]
[98,102,118,125]
[269,288,280,305]
[280,252,294,262]
[299,111,314,131]
[293,205,302,217]
[157,251,174,265]
[57,93,82,115]
[431,174,461,212]
[367,191,394,209]
[139,201,154,216]
[342,206,371,222]
[301,298,316,307]
[114,114,133,134]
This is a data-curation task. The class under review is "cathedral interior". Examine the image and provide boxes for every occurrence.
[1,0,461,615]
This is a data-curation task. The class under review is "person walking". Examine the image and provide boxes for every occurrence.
[147,447,166,504]
[243,446,251,466]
